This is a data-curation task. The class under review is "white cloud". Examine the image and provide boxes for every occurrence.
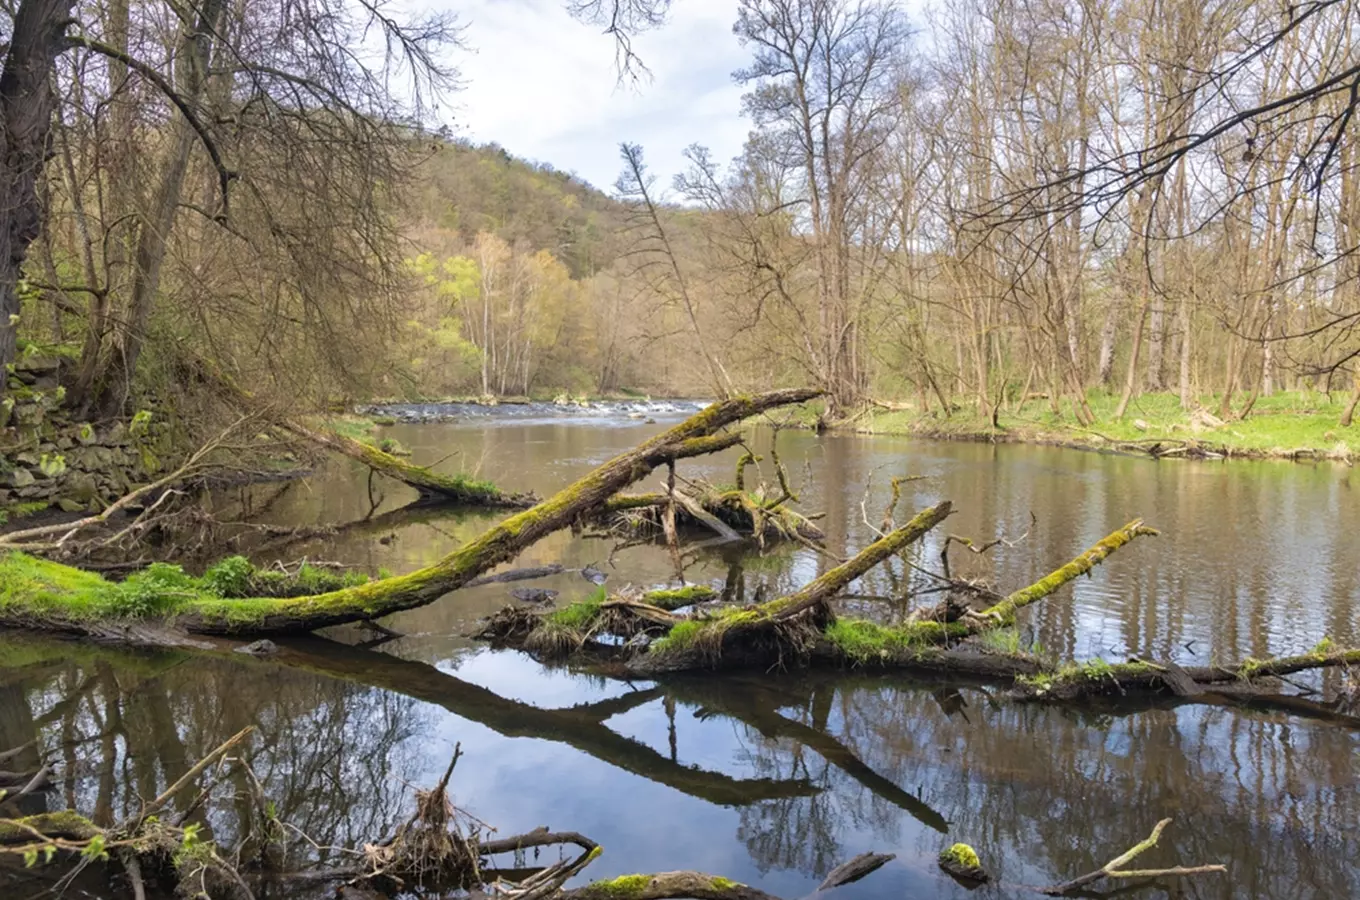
[430,0,752,192]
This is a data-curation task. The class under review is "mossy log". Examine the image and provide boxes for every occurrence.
[0,390,820,640]
[287,421,536,507]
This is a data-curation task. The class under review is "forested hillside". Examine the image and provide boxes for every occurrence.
[5,0,1360,433]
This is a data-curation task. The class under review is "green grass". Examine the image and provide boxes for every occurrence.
[823,618,943,662]
[847,389,1358,460]
[545,587,607,629]
[0,552,379,621]
[321,415,379,442]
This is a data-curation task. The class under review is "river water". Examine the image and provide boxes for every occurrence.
[2,404,1358,898]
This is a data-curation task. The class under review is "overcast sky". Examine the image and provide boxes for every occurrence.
[432,0,754,194]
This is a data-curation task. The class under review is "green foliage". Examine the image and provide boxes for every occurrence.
[650,619,704,652]
[95,563,199,618]
[38,453,66,478]
[203,556,370,599]
[129,410,154,437]
[589,875,652,897]
[80,834,108,862]
[642,585,719,609]
[202,556,256,597]
[0,551,375,621]
[824,619,934,662]
[547,587,607,629]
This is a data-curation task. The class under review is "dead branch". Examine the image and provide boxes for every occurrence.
[1040,818,1226,895]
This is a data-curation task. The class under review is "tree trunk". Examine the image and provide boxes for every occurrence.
[1096,305,1118,387]
[1177,293,1193,409]
[91,0,227,416]
[1113,295,1150,419]
[0,0,77,399]
[285,422,537,506]
[1341,373,1360,428]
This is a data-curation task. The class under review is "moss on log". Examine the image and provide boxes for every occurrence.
[0,390,821,639]
[290,422,534,507]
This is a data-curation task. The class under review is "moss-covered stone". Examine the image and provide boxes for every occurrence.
[938,843,987,883]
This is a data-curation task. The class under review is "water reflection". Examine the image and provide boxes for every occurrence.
[1,636,1356,900]
[208,419,1359,672]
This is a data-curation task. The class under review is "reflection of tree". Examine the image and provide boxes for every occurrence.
[2,634,1357,898]
[273,637,819,807]
[0,638,432,874]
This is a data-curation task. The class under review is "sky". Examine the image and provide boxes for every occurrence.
[431,0,754,194]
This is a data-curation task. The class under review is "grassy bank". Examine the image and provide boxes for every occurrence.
[795,390,1358,462]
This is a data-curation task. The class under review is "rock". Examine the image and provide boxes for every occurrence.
[13,403,44,426]
[234,640,280,656]
[581,564,608,585]
[7,468,35,489]
[1132,418,1149,432]
[104,422,127,445]
[14,451,40,467]
[57,498,86,513]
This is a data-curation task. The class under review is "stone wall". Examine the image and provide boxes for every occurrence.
[2,356,169,516]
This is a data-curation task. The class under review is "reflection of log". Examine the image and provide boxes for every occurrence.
[557,850,893,900]
[664,677,948,833]
[560,872,783,900]
[269,637,820,807]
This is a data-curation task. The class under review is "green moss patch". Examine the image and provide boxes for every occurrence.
[642,585,718,610]
[0,552,382,622]
[588,875,652,898]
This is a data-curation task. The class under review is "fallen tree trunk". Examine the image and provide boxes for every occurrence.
[284,420,537,507]
[0,390,821,641]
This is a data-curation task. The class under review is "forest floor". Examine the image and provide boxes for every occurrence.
[796,390,1359,462]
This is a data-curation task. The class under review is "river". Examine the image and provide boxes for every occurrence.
[2,403,1357,898]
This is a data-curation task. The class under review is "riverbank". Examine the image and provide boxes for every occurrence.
[789,390,1358,463]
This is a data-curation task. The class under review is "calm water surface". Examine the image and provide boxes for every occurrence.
[1,409,1357,898]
